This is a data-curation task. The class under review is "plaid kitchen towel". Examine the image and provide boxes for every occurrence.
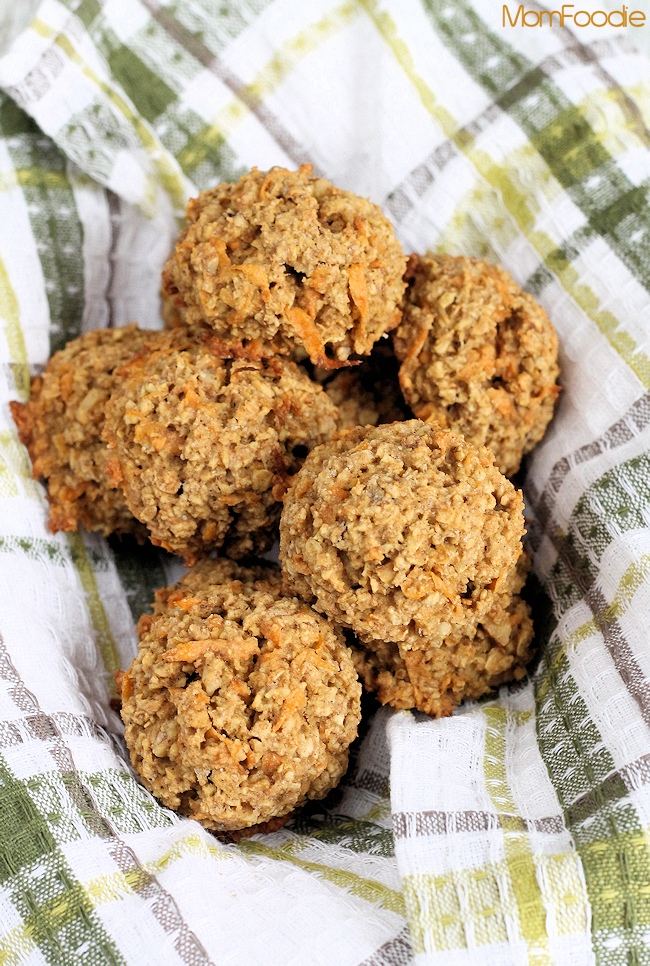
[1,0,650,963]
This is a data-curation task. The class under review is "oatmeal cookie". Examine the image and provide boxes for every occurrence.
[350,556,533,717]
[119,558,361,832]
[161,165,407,367]
[152,556,284,613]
[315,339,411,429]
[280,420,525,648]
[10,325,153,536]
[393,254,561,476]
[102,330,339,563]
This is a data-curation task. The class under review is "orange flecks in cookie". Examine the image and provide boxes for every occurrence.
[120,557,361,832]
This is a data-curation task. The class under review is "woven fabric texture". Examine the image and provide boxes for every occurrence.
[1,1,650,963]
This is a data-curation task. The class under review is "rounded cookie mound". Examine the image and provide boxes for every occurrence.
[350,557,534,717]
[161,165,407,367]
[103,330,339,563]
[393,254,561,476]
[10,325,152,537]
[280,420,525,648]
[119,558,361,832]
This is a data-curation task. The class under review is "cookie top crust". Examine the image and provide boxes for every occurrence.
[161,165,407,367]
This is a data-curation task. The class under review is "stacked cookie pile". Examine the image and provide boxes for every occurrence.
[11,165,560,833]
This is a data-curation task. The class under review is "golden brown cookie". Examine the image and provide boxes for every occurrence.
[161,165,407,368]
[315,339,412,429]
[10,325,153,537]
[280,420,525,649]
[119,558,362,832]
[102,330,339,564]
[151,555,284,616]
[350,557,534,717]
[393,254,561,476]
